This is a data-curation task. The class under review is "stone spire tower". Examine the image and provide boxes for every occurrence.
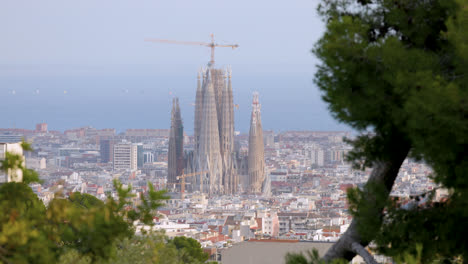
[220,68,237,194]
[190,66,238,195]
[248,92,266,194]
[194,68,204,153]
[210,68,225,127]
[168,97,184,189]
[197,70,223,194]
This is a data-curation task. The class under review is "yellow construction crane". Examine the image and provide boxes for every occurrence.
[175,170,208,199]
[144,34,239,66]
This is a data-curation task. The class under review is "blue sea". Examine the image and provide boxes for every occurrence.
[0,73,349,133]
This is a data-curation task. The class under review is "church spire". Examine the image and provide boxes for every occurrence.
[168,97,184,190]
[197,70,223,194]
[190,66,238,195]
[194,68,204,153]
[248,92,266,194]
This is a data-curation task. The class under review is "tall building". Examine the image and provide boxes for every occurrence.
[311,149,324,167]
[143,152,154,164]
[189,67,237,195]
[113,141,137,171]
[35,123,48,133]
[248,92,267,194]
[100,139,114,163]
[136,143,144,168]
[168,98,184,188]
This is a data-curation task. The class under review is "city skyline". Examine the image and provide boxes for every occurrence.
[0,0,459,263]
[0,0,351,133]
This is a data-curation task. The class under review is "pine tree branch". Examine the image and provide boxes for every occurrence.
[322,143,410,262]
[0,246,13,264]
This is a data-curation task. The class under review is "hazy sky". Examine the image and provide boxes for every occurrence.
[0,0,350,133]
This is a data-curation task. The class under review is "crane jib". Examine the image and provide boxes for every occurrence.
[145,34,238,66]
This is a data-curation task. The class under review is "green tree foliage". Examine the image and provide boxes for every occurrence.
[68,192,105,209]
[0,182,54,263]
[56,232,217,264]
[111,233,180,264]
[0,144,170,263]
[300,0,468,262]
[110,233,215,264]
[168,236,210,263]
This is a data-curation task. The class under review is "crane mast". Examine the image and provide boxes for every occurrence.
[175,170,208,199]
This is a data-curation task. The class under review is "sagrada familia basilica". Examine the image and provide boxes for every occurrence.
[168,66,270,196]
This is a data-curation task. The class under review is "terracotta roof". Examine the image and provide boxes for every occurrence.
[158,210,171,215]
[201,234,230,243]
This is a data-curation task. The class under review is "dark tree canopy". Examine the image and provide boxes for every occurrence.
[291,0,468,262]
[68,192,105,210]
[168,236,210,263]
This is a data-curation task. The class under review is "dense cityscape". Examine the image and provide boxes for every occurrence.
[0,96,437,263]
[2,0,467,263]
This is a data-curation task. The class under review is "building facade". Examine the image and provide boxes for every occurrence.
[113,141,137,171]
[262,212,279,237]
[99,139,114,163]
[35,123,48,133]
[0,142,24,183]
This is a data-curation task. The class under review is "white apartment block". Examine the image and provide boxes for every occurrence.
[113,141,137,171]
[262,212,279,237]
[309,149,324,167]
[0,142,24,183]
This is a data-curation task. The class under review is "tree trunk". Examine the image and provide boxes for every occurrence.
[351,242,379,264]
[322,144,410,262]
